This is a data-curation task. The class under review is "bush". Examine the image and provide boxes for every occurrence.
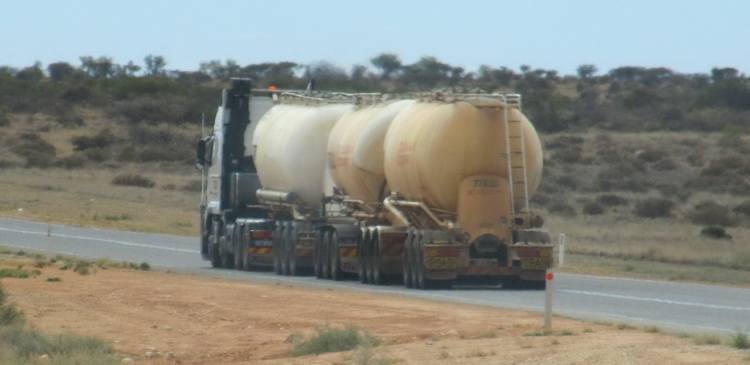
[71,129,117,151]
[687,200,736,226]
[729,331,750,349]
[582,202,605,215]
[548,201,576,216]
[635,149,665,163]
[597,194,628,207]
[700,226,732,239]
[733,200,750,216]
[553,146,584,163]
[10,132,56,168]
[291,324,379,357]
[0,283,25,327]
[634,198,674,218]
[111,174,155,188]
[182,180,203,192]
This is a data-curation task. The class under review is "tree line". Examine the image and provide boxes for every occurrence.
[0,53,748,133]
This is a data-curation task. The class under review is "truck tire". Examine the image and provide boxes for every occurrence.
[273,222,284,275]
[403,230,414,288]
[359,232,371,284]
[219,234,234,269]
[321,230,331,279]
[371,235,382,285]
[233,225,244,270]
[285,223,298,276]
[330,231,342,281]
[313,230,323,278]
[209,219,222,268]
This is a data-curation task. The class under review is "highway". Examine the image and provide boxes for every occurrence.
[1,216,748,336]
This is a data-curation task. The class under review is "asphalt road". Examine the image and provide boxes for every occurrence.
[1,216,748,336]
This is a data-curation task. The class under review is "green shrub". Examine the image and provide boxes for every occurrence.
[732,200,750,216]
[71,129,117,151]
[0,269,29,279]
[597,194,628,207]
[582,202,605,215]
[729,331,750,349]
[181,180,203,192]
[687,201,735,227]
[548,201,576,216]
[291,324,380,357]
[0,283,25,326]
[111,174,155,188]
[634,198,674,218]
[700,226,732,240]
[10,132,57,168]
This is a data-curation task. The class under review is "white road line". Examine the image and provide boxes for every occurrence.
[561,289,750,311]
[0,227,197,254]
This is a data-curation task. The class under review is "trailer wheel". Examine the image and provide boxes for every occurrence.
[358,231,368,283]
[313,230,324,279]
[285,223,298,276]
[330,231,342,281]
[371,234,382,285]
[321,230,331,279]
[403,230,414,288]
[273,222,284,275]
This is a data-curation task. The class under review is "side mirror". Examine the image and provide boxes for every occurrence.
[195,139,207,170]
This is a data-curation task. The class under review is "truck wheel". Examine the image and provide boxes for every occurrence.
[321,231,331,279]
[273,222,284,275]
[330,231,341,281]
[209,220,222,268]
[233,225,244,270]
[403,230,414,288]
[219,235,234,269]
[313,230,324,279]
[371,235,382,285]
[358,232,368,283]
[286,224,298,276]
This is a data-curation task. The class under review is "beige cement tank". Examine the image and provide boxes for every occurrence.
[251,103,353,210]
[383,100,543,213]
[327,100,415,203]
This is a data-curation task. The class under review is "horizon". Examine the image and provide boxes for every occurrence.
[2,0,749,77]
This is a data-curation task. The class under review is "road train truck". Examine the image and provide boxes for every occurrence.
[197,78,553,289]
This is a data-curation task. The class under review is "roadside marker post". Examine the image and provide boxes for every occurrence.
[558,233,566,268]
[544,270,554,329]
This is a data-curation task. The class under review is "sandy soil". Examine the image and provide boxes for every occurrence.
[2,263,748,364]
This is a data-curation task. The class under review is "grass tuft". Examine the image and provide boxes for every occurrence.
[729,330,750,349]
[291,324,380,357]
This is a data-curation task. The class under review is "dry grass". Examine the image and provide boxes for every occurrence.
[547,214,750,284]
[0,166,199,236]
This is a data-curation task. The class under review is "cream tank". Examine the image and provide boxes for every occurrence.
[327,100,415,203]
[382,100,543,213]
[251,103,353,210]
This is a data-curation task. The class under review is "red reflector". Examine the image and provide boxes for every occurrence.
[436,249,460,257]
[252,231,272,240]
[518,249,542,257]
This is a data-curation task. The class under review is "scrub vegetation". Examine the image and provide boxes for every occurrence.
[1,54,749,283]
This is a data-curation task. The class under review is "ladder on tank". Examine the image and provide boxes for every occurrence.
[502,94,530,217]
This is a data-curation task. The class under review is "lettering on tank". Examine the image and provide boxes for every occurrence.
[397,142,416,166]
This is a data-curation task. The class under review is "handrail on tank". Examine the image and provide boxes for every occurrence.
[383,193,455,230]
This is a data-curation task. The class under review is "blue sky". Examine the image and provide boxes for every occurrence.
[2,0,748,76]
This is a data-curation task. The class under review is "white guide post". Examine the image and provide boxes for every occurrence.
[544,270,554,329]
[558,233,566,268]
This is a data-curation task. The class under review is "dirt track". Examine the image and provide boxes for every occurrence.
[2,264,748,364]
